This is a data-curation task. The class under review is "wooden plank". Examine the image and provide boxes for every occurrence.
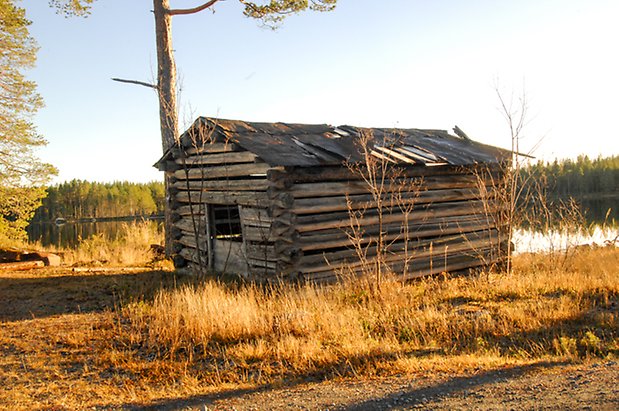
[369,149,398,163]
[298,238,499,274]
[213,239,248,275]
[290,175,497,198]
[244,226,275,243]
[294,199,500,227]
[295,201,502,233]
[298,214,487,243]
[399,145,440,162]
[299,220,498,252]
[299,249,495,282]
[291,180,371,198]
[239,206,272,227]
[179,247,208,266]
[246,258,277,269]
[173,178,269,192]
[283,163,504,183]
[174,163,271,180]
[175,204,207,216]
[176,234,207,249]
[247,265,277,276]
[292,188,495,214]
[399,256,489,280]
[299,230,498,267]
[367,251,496,280]
[374,146,417,164]
[245,242,276,261]
[175,151,257,165]
[174,216,206,233]
[175,190,269,207]
[300,230,498,266]
[206,204,214,270]
[183,143,239,155]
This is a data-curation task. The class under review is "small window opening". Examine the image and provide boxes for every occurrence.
[212,204,243,241]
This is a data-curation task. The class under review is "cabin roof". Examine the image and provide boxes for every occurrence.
[156,117,512,168]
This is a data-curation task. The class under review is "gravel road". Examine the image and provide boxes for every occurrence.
[142,360,618,410]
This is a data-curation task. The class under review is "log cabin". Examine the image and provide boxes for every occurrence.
[155,117,512,283]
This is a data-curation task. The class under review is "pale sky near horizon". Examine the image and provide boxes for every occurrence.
[21,0,619,183]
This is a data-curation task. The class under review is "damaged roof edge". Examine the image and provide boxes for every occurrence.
[154,117,515,169]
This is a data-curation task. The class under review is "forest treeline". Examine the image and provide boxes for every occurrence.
[30,155,618,222]
[33,180,165,222]
[520,154,619,198]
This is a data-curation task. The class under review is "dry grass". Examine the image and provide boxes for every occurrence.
[1,247,617,409]
[121,246,619,381]
[37,220,165,267]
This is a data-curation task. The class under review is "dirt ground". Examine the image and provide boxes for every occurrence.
[1,267,617,410]
[154,361,617,410]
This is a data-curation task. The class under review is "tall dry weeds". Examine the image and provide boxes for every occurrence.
[120,247,619,382]
[62,220,164,266]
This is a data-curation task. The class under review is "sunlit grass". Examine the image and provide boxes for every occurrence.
[1,247,617,409]
[61,220,165,266]
[120,246,619,383]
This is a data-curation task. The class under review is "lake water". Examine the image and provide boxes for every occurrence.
[27,218,163,248]
[580,198,618,225]
[513,225,618,254]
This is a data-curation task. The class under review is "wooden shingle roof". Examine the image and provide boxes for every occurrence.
[156,117,512,168]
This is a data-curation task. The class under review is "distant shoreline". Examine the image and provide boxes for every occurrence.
[570,192,619,200]
[32,215,164,225]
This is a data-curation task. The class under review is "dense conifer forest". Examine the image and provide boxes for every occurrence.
[32,180,165,222]
[520,155,619,198]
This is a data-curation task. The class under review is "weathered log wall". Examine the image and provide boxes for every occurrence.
[169,142,276,278]
[267,165,507,282]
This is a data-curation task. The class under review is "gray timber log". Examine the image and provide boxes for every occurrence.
[274,164,503,183]
[298,220,501,252]
[213,239,248,276]
[292,188,497,214]
[297,236,501,274]
[173,179,269,191]
[175,151,257,165]
[175,191,269,207]
[290,175,497,198]
[174,163,271,180]
[183,143,240,155]
[295,201,503,233]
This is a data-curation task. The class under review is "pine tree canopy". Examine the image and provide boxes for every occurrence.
[0,0,57,242]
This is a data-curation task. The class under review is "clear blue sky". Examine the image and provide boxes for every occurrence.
[21,0,619,183]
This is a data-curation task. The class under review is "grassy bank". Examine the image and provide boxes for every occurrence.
[14,220,165,267]
[1,247,617,409]
[120,247,618,384]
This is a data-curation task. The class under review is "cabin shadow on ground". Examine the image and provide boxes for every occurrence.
[0,268,189,322]
[340,360,571,411]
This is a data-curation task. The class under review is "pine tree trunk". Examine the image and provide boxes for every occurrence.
[153,0,178,257]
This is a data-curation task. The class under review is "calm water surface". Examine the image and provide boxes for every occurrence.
[27,219,162,248]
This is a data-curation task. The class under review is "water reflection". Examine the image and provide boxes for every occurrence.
[28,219,162,248]
[580,198,618,224]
